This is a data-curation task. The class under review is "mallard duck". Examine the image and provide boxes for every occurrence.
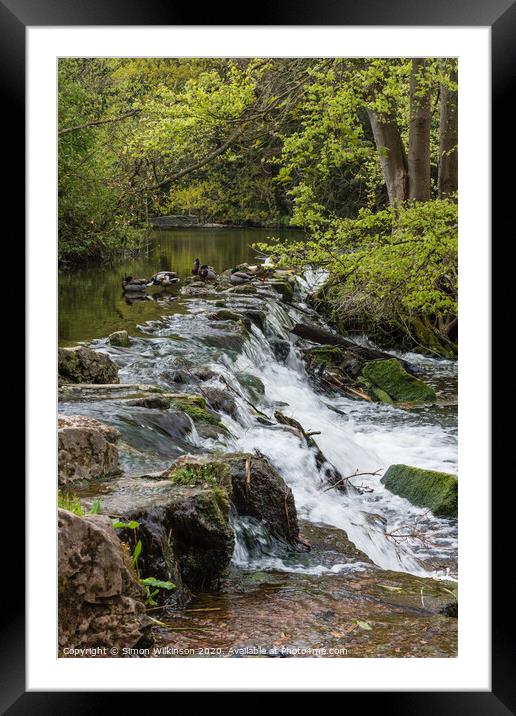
[199,264,217,281]
[230,268,255,285]
[148,271,179,287]
[122,276,148,292]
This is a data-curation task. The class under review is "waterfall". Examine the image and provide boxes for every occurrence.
[88,284,457,580]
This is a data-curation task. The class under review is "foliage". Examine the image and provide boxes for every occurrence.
[112,518,175,605]
[169,462,230,487]
[256,197,457,336]
[58,490,102,517]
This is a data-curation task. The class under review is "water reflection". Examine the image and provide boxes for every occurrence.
[59,227,301,344]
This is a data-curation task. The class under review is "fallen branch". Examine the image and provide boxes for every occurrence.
[323,468,382,492]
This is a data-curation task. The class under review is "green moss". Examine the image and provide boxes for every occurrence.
[169,462,230,488]
[360,359,436,403]
[189,486,232,534]
[382,464,458,518]
[369,386,394,404]
[229,283,257,295]
[108,330,130,347]
[236,372,265,401]
[209,309,243,323]
[169,395,226,428]
[308,347,347,368]
[269,280,294,303]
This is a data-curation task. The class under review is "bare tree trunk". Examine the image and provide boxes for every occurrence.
[438,61,458,197]
[367,109,409,205]
[408,59,432,201]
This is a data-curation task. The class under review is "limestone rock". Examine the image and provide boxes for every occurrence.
[58,509,149,653]
[58,346,119,384]
[58,415,120,485]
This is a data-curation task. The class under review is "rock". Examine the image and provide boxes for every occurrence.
[167,452,301,545]
[226,453,300,545]
[208,309,251,330]
[108,330,130,347]
[58,346,119,384]
[270,337,291,362]
[58,509,149,653]
[74,475,234,597]
[202,386,239,419]
[236,372,265,402]
[228,283,257,295]
[58,384,227,435]
[241,308,266,332]
[360,359,436,403]
[58,415,120,485]
[268,279,294,303]
[382,464,458,518]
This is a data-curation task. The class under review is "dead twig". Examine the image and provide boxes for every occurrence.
[323,468,382,492]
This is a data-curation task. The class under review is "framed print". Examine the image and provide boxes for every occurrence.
[5,0,511,706]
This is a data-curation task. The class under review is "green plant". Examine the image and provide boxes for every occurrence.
[58,490,102,516]
[112,518,176,605]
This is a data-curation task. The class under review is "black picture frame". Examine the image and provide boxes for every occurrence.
[6,0,510,707]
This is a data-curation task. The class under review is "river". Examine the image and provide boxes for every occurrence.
[59,227,458,657]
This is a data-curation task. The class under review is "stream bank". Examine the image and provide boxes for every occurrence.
[58,237,458,658]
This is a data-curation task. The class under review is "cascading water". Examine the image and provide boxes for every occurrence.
[81,275,457,581]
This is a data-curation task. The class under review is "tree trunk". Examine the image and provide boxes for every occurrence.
[408,59,432,201]
[367,109,409,205]
[438,61,458,197]
[290,322,413,370]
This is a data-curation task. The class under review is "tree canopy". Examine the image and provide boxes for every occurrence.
[58,57,457,353]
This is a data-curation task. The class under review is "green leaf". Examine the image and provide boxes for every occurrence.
[112,519,140,530]
[132,539,142,566]
[140,577,175,590]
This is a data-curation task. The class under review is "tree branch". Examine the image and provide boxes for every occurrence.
[59,109,141,135]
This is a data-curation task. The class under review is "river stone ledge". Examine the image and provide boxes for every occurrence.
[58,383,229,438]
[58,509,150,654]
[58,415,121,485]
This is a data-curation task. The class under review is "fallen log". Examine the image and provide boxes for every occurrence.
[290,322,413,371]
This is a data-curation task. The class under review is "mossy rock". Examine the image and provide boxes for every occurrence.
[108,330,130,348]
[236,372,265,401]
[208,309,251,330]
[169,395,227,429]
[369,386,394,404]
[382,464,458,518]
[168,461,231,489]
[360,358,436,403]
[228,283,257,295]
[268,280,294,303]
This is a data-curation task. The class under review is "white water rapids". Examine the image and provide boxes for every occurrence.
[88,276,457,581]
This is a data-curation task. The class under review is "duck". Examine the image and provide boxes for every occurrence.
[122,276,148,292]
[148,271,179,287]
[199,264,217,281]
[230,268,255,285]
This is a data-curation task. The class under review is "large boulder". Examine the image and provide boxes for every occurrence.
[167,453,300,545]
[76,474,235,599]
[227,453,300,544]
[58,346,119,384]
[382,464,458,518]
[360,358,436,403]
[58,509,149,653]
[58,415,120,485]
